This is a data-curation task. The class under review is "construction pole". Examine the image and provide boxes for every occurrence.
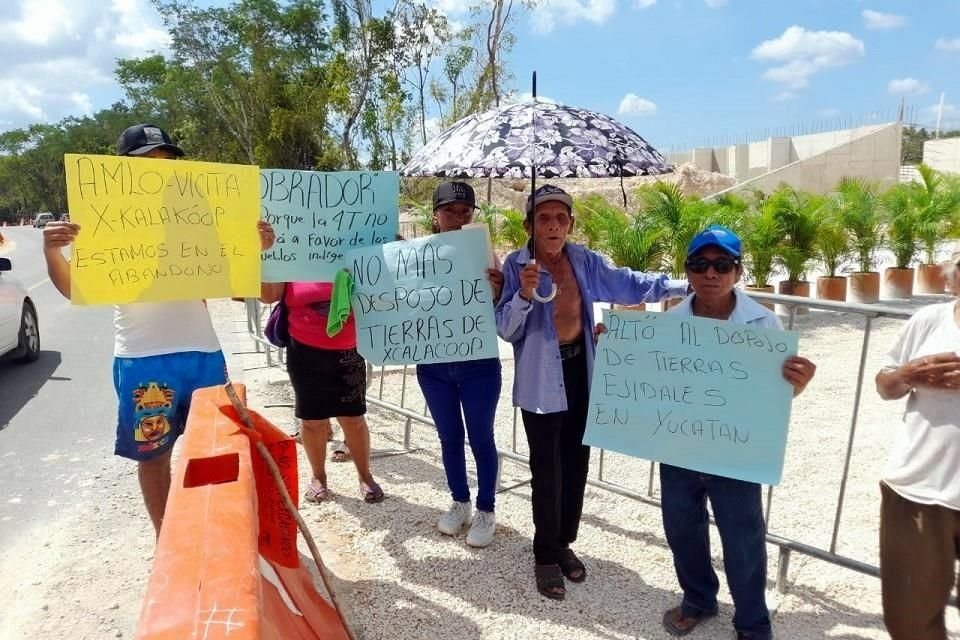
[935,92,946,138]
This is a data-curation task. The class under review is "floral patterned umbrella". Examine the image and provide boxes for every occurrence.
[400,99,670,178]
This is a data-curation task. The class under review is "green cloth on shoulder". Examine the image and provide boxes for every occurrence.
[327,269,355,337]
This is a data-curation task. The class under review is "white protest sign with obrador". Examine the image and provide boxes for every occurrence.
[260,169,399,282]
[346,227,499,365]
[64,153,261,305]
[584,308,800,485]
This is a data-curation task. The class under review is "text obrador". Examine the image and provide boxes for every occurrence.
[347,228,499,365]
[583,309,799,485]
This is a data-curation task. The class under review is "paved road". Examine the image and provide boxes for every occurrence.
[0,226,115,546]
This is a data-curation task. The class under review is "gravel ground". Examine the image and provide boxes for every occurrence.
[3,291,958,639]
[236,294,958,640]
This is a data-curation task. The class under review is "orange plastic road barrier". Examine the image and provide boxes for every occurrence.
[136,384,351,640]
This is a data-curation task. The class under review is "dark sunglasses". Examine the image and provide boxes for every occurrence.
[685,256,740,274]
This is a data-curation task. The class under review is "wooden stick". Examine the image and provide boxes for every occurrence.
[223,383,357,640]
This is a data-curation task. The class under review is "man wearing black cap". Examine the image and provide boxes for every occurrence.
[41,124,275,538]
[496,183,688,600]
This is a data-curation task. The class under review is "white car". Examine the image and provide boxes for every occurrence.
[0,257,39,363]
[33,213,54,228]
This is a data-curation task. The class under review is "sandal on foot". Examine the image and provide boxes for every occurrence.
[304,479,330,503]
[331,441,351,463]
[362,482,385,504]
[534,564,566,601]
[559,548,586,583]
[662,605,718,637]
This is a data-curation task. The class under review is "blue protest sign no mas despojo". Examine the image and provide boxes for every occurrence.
[583,308,800,485]
[346,227,499,366]
[261,170,399,282]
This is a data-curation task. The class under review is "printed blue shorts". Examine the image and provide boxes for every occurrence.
[113,350,228,461]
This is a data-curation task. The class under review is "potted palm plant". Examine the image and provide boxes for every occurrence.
[739,189,782,309]
[834,177,883,303]
[814,211,852,301]
[771,185,823,312]
[911,165,960,293]
[573,194,620,251]
[637,182,720,310]
[881,182,920,298]
[605,212,666,311]
[496,207,529,251]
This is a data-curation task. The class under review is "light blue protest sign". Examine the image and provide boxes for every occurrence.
[347,227,499,365]
[260,170,398,282]
[584,308,800,485]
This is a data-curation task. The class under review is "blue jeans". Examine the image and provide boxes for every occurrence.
[660,464,771,639]
[417,358,502,513]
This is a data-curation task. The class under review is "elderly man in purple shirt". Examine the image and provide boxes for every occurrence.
[496,184,687,600]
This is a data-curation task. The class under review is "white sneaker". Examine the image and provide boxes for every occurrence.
[438,501,472,535]
[466,510,496,548]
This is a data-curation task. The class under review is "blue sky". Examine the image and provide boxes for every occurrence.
[0,0,957,156]
[493,0,960,151]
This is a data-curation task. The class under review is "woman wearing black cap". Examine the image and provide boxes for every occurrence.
[416,181,504,548]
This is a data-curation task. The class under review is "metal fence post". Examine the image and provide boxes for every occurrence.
[776,547,791,594]
[830,316,873,554]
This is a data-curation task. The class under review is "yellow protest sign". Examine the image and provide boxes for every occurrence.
[64,153,261,305]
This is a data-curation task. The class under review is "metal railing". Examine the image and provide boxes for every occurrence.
[244,291,931,596]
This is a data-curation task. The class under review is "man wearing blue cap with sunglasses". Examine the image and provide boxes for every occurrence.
[658,225,817,640]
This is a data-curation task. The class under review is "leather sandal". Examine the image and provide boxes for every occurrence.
[534,564,566,600]
[662,605,718,636]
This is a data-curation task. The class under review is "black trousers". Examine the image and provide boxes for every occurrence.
[520,347,590,565]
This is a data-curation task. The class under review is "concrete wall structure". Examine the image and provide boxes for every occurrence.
[667,122,904,193]
[666,123,897,193]
[710,122,902,196]
[923,138,960,174]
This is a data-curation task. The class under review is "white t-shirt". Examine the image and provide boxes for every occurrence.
[114,301,221,358]
[882,301,960,510]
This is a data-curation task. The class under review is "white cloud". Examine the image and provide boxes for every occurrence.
[887,77,928,96]
[617,93,657,116]
[506,92,559,105]
[430,0,469,15]
[530,0,616,33]
[751,26,865,89]
[862,9,905,30]
[0,0,169,130]
[935,37,960,52]
[926,102,957,118]
[634,0,656,8]
[69,92,93,116]
[704,0,728,7]
[774,91,796,102]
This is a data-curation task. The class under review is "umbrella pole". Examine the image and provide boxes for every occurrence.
[527,71,556,304]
